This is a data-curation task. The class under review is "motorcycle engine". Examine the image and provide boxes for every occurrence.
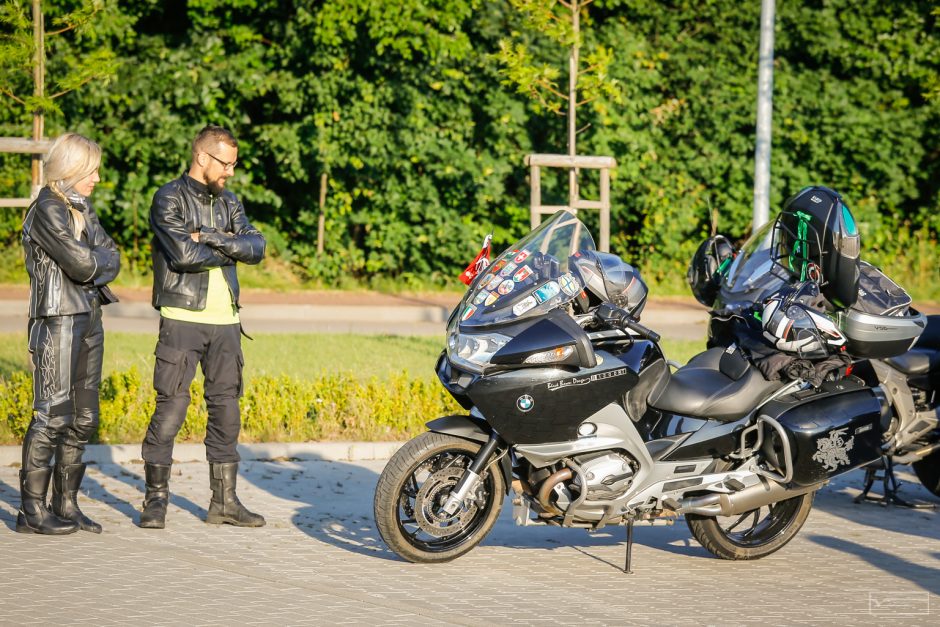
[571,452,637,501]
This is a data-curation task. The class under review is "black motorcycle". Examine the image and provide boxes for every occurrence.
[373,211,892,566]
[707,223,940,505]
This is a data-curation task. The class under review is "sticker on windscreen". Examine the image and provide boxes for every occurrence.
[559,272,580,296]
[499,262,518,277]
[461,305,477,321]
[513,266,533,282]
[514,249,531,264]
[497,279,515,296]
[512,295,537,316]
[534,281,560,303]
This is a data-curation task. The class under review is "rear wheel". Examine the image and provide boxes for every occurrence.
[686,491,815,560]
[912,449,940,497]
[374,432,505,563]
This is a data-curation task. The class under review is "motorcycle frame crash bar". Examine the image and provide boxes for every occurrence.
[732,415,794,484]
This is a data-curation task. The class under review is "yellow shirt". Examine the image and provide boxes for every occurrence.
[161,267,239,324]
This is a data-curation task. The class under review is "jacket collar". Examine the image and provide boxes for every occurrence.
[182,172,213,199]
[66,190,89,210]
[37,186,90,211]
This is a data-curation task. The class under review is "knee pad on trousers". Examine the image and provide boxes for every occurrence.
[22,421,59,471]
[148,401,191,444]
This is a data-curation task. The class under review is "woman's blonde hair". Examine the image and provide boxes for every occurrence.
[43,132,101,237]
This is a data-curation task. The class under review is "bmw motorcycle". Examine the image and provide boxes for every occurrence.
[706,223,940,505]
[373,210,891,566]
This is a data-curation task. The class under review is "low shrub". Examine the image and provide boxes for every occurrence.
[0,371,32,444]
[0,367,460,445]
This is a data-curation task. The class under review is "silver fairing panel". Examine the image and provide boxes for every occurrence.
[515,402,654,476]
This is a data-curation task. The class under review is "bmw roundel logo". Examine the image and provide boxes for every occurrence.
[516,394,534,412]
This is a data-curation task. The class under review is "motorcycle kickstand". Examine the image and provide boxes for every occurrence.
[854,455,937,510]
[623,520,635,575]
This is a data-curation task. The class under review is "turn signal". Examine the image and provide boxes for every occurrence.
[523,345,575,364]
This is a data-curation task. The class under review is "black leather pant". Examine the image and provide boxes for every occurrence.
[22,300,103,472]
[142,318,244,465]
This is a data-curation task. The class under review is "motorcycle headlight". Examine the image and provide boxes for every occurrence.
[447,332,511,373]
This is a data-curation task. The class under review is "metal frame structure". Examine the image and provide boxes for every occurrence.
[525,153,615,253]
[0,138,52,208]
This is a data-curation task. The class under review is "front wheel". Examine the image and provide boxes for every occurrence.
[374,432,505,563]
[686,491,815,560]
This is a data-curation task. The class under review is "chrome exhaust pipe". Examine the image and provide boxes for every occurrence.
[892,441,940,465]
[679,493,722,516]
[678,477,818,517]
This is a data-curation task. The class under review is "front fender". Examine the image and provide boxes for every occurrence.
[426,414,513,491]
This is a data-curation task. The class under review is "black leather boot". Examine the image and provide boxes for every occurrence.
[16,467,79,535]
[206,462,265,527]
[52,463,102,534]
[139,463,171,529]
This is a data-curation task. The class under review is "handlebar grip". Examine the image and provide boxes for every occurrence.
[621,317,660,343]
[594,303,660,342]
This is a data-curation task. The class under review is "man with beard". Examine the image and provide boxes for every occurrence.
[139,125,266,529]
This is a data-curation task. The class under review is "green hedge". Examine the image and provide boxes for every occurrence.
[0,367,461,446]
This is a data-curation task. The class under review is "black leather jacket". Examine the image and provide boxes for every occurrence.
[150,174,265,311]
[23,188,121,317]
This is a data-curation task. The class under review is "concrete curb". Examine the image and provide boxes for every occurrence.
[0,441,404,467]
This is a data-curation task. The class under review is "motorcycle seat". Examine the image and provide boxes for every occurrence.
[914,315,940,350]
[883,347,940,376]
[648,347,784,422]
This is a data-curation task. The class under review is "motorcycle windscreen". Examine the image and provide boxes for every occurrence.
[456,210,595,329]
[717,220,789,310]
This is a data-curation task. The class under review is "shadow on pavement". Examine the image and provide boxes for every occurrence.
[238,458,398,560]
[806,534,940,596]
[0,475,19,531]
[565,526,711,572]
[81,465,146,521]
[811,467,940,544]
[236,456,708,569]
[87,447,208,523]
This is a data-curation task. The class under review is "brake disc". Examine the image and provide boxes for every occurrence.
[414,466,481,537]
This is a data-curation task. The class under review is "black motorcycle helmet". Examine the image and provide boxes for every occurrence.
[771,186,860,308]
[687,234,736,306]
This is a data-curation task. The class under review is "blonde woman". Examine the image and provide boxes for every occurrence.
[18,132,120,535]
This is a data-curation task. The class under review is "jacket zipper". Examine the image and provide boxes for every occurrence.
[209,194,239,313]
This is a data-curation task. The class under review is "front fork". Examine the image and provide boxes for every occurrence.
[441,434,502,515]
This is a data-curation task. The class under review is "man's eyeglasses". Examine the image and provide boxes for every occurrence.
[205,152,238,170]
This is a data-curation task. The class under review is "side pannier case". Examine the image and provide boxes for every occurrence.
[759,378,889,486]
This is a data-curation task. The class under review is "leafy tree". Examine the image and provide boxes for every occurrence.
[0,0,935,297]
[0,0,124,250]
[0,0,120,119]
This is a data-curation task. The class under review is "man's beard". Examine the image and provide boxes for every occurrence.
[208,177,226,195]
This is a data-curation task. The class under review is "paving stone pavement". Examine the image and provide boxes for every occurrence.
[0,458,937,626]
